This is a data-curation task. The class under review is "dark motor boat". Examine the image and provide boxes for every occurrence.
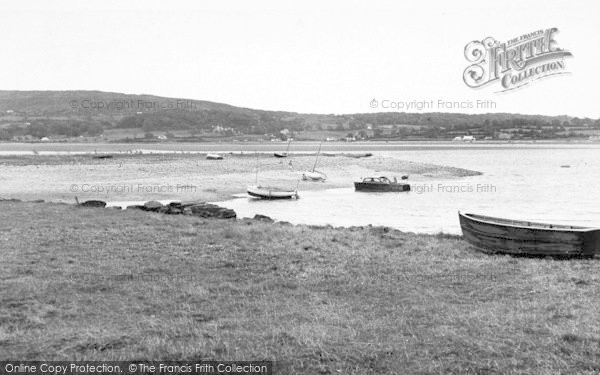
[459,212,600,257]
[354,176,410,192]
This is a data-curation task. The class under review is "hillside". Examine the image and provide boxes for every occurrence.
[0,91,598,141]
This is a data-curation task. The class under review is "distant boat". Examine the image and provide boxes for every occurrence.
[206,153,223,160]
[459,212,600,257]
[247,152,299,200]
[354,176,410,192]
[274,139,292,158]
[345,152,373,159]
[302,141,327,182]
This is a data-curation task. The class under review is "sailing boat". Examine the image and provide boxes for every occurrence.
[302,141,327,182]
[247,153,299,199]
[274,139,292,158]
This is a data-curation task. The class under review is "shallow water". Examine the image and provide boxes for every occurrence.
[215,145,600,234]
[2,142,599,234]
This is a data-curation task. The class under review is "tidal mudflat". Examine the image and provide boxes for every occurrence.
[0,151,479,203]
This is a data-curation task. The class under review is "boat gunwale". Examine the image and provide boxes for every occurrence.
[459,211,599,233]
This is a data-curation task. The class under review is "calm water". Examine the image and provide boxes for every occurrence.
[216,145,600,234]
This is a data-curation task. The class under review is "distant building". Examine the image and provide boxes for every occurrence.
[453,135,476,142]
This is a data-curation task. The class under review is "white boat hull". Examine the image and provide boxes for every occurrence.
[302,170,327,181]
[247,185,298,199]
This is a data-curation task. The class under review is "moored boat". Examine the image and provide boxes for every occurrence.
[354,176,410,192]
[247,185,299,200]
[303,141,327,182]
[458,212,600,257]
[274,139,292,158]
[249,152,300,199]
[206,153,224,160]
[302,170,327,182]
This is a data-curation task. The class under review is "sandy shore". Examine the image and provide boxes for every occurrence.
[0,152,481,203]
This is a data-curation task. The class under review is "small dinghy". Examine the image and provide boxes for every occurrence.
[247,185,299,200]
[249,152,300,200]
[274,139,292,158]
[302,141,327,182]
[206,153,224,160]
[302,170,327,181]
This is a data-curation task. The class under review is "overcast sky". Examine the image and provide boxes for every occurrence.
[1,0,598,118]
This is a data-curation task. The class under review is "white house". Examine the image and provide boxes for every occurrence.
[453,135,476,142]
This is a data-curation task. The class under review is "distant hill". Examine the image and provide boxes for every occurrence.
[0,90,255,116]
[0,90,597,141]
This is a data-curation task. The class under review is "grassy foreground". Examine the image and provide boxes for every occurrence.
[1,202,600,374]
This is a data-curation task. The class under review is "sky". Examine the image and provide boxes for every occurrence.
[0,0,598,118]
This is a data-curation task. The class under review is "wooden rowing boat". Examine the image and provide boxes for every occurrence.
[458,212,600,257]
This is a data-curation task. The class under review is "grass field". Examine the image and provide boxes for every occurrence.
[1,201,600,374]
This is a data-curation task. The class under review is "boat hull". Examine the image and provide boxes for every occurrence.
[274,153,288,158]
[459,212,600,257]
[302,171,327,181]
[247,185,298,200]
[354,182,410,192]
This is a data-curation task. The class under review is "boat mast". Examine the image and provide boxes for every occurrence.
[255,152,259,185]
[312,141,322,172]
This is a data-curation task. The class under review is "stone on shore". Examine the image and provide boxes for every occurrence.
[142,201,163,212]
[183,203,236,219]
[253,214,274,223]
[79,200,107,208]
